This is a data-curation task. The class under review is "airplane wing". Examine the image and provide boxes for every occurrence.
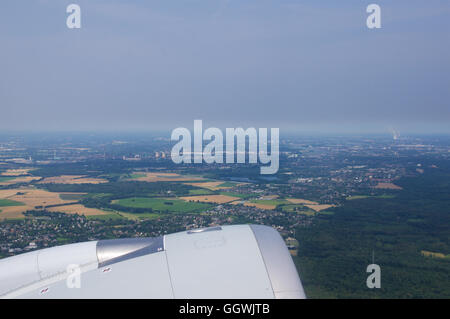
[0,224,306,299]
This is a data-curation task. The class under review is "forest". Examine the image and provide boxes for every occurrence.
[294,167,450,298]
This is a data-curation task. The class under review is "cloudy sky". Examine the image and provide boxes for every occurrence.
[1,0,449,133]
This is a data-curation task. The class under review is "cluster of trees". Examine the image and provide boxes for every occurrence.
[294,168,450,298]
[43,181,194,197]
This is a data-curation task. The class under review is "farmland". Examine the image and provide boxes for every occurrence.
[46,204,109,216]
[0,188,108,219]
[127,172,204,182]
[0,132,449,298]
[0,199,25,207]
[0,176,40,185]
[183,181,236,190]
[1,168,34,176]
[375,182,403,190]
[304,204,335,212]
[230,200,277,210]
[39,175,108,184]
[180,194,240,204]
[112,197,211,213]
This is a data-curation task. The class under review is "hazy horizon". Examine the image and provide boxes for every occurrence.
[1,1,449,133]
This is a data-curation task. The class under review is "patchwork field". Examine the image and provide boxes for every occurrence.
[184,181,235,190]
[304,204,335,212]
[421,250,450,259]
[246,199,289,209]
[113,197,211,213]
[0,207,25,219]
[230,200,276,210]
[0,188,69,206]
[228,197,335,212]
[219,192,256,199]
[188,189,214,195]
[0,188,102,219]
[259,195,279,200]
[286,198,319,205]
[46,204,108,216]
[128,172,204,182]
[347,194,396,200]
[244,202,276,210]
[0,177,15,183]
[1,168,34,176]
[0,176,40,186]
[375,182,403,190]
[180,194,240,204]
[58,192,88,201]
[38,175,108,184]
[0,199,25,207]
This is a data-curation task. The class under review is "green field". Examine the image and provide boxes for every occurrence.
[128,173,146,179]
[125,212,161,220]
[249,199,289,206]
[216,182,238,188]
[89,193,113,199]
[347,194,396,200]
[0,199,25,207]
[114,197,211,213]
[0,176,15,183]
[86,213,126,221]
[219,192,255,199]
[189,189,214,195]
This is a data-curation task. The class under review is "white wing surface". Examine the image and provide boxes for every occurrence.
[0,224,306,299]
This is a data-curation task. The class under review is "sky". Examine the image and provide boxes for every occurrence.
[0,0,449,133]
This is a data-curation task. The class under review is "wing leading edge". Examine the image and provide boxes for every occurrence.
[0,224,306,299]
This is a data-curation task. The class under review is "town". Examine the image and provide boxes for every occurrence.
[0,131,449,298]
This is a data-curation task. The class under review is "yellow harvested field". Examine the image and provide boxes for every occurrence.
[304,204,334,212]
[180,195,240,204]
[230,201,276,210]
[375,183,403,190]
[1,168,34,176]
[0,188,107,219]
[421,250,449,259]
[0,176,41,185]
[0,188,73,219]
[0,188,70,206]
[0,207,26,219]
[46,204,108,216]
[39,175,108,184]
[245,202,276,210]
[259,195,279,200]
[286,198,319,205]
[0,189,25,198]
[130,172,204,182]
[184,181,231,190]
